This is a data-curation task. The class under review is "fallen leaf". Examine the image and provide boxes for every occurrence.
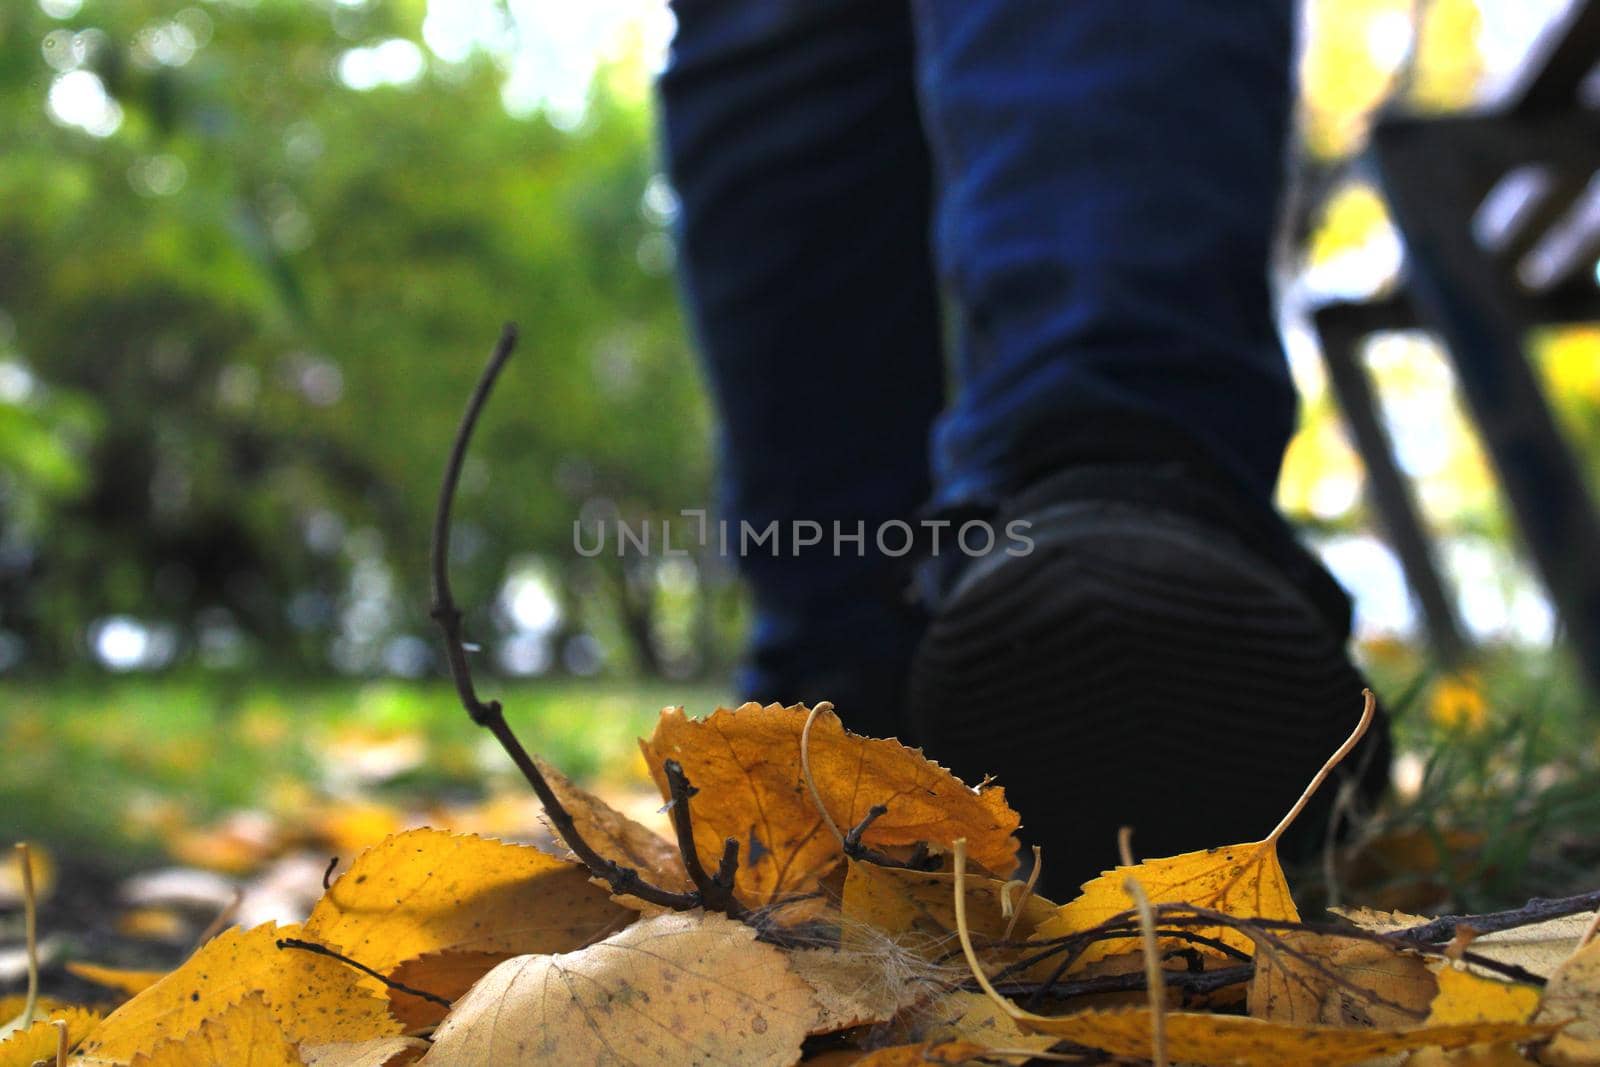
[1032,840,1298,964]
[1404,968,1543,1067]
[535,756,691,900]
[787,946,928,1034]
[0,1006,100,1067]
[301,1036,429,1067]
[128,993,302,1066]
[1010,1004,1554,1065]
[639,704,1020,907]
[1427,967,1539,1026]
[842,860,1054,956]
[1248,931,1436,1026]
[422,911,815,1066]
[1534,935,1600,1066]
[925,991,1054,1053]
[384,951,513,1030]
[66,962,167,998]
[1331,906,1431,934]
[303,827,629,973]
[849,1039,989,1064]
[76,922,396,1064]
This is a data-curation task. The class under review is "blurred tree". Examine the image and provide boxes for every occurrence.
[0,0,723,677]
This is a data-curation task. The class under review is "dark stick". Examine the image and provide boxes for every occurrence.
[663,759,744,917]
[276,937,452,1009]
[428,325,698,913]
[987,963,1254,1001]
[837,803,939,871]
[1387,888,1600,946]
[322,856,338,891]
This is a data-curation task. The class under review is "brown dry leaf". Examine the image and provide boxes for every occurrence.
[1248,930,1436,1026]
[534,756,691,900]
[127,993,303,1066]
[842,860,1054,956]
[0,1006,100,1067]
[301,1036,429,1067]
[385,951,513,1030]
[1332,906,1432,934]
[66,962,167,999]
[1010,1005,1554,1065]
[1534,935,1600,1066]
[76,922,396,1064]
[1032,839,1297,964]
[848,1039,989,1064]
[787,947,928,1034]
[1407,1047,1541,1066]
[422,911,815,1066]
[304,828,629,974]
[639,703,1019,906]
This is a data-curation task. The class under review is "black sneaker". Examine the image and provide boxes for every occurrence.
[905,464,1390,889]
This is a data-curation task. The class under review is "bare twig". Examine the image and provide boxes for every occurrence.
[428,325,698,913]
[1386,888,1600,947]
[323,856,339,891]
[276,937,452,1009]
[662,759,743,918]
[986,963,1254,1001]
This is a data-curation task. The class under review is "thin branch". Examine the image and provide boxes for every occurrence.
[1386,888,1600,947]
[663,759,743,917]
[428,325,698,913]
[276,938,452,1009]
[986,964,1255,1001]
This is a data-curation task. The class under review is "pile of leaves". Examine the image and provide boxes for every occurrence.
[4,696,1600,1066]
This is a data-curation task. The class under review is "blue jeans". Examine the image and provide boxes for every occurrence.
[660,0,1299,734]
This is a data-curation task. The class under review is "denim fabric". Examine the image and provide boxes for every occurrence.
[659,0,1300,730]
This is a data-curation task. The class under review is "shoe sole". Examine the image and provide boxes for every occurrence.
[906,501,1387,889]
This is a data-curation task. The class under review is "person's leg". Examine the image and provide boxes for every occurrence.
[913,1,1298,512]
[659,0,944,737]
[904,1,1387,882]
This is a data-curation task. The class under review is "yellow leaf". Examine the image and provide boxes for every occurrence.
[0,1007,100,1067]
[303,828,630,974]
[301,1036,428,1067]
[66,962,167,999]
[1336,908,1595,981]
[1535,936,1600,1066]
[639,703,1020,907]
[128,993,303,1066]
[422,911,816,1066]
[534,757,692,901]
[1032,839,1297,964]
[842,860,1055,955]
[1427,967,1539,1026]
[76,923,397,1064]
[1012,1005,1554,1065]
[1248,931,1436,1026]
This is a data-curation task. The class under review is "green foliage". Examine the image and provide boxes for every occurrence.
[0,0,715,672]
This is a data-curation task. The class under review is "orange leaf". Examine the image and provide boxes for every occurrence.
[639,703,1019,906]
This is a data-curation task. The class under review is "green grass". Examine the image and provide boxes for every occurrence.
[0,674,728,866]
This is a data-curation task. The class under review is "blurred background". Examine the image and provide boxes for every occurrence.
[3,0,1600,952]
